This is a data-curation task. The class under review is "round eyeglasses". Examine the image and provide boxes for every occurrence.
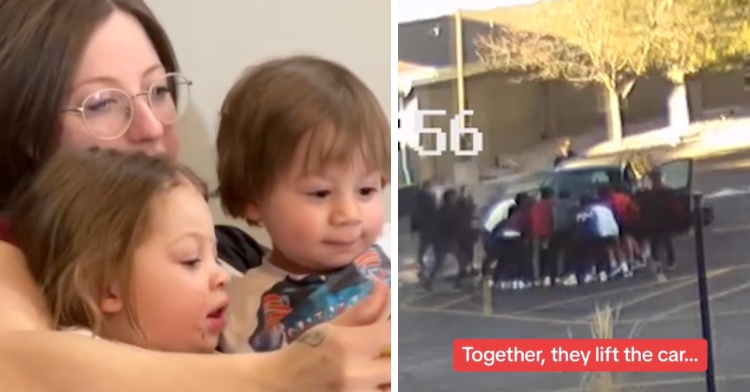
[63,73,193,141]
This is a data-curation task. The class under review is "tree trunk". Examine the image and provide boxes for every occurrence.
[667,70,690,144]
[687,77,703,122]
[604,84,623,143]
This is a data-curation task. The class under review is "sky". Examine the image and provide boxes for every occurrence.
[398,0,540,23]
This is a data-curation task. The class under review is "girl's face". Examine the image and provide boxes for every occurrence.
[100,183,229,353]
[59,10,180,158]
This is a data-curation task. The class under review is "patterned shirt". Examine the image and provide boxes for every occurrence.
[220,245,391,353]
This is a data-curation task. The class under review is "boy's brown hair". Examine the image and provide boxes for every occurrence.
[11,148,207,334]
[215,55,391,223]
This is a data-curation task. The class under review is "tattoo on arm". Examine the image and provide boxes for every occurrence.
[297,329,326,348]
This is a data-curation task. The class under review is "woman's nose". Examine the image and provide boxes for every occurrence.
[126,98,165,144]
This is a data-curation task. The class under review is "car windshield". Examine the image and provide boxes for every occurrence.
[541,166,622,197]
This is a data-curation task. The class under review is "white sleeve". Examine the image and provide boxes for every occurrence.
[376,222,392,259]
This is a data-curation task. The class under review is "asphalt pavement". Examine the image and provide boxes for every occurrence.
[397,149,750,392]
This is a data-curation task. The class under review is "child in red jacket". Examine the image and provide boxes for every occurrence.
[530,187,555,285]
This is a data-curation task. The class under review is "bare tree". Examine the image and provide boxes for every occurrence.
[476,0,656,143]
[646,0,750,136]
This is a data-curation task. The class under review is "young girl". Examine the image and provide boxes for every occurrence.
[11,148,229,353]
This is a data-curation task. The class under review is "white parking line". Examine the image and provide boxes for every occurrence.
[711,223,750,234]
[705,187,750,199]
[641,278,750,322]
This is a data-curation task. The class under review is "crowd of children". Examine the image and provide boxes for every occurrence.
[480,171,683,290]
[411,170,686,291]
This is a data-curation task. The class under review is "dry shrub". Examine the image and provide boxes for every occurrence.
[577,303,644,392]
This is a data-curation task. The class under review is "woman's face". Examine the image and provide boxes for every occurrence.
[59,10,179,158]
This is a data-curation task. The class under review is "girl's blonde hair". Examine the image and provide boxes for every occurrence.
[11,148,207,334]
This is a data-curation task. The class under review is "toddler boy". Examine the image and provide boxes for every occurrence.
[214,55,391,353]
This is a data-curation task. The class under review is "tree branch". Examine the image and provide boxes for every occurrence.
[475,0,653,95]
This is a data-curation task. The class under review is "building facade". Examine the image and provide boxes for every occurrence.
[409,70,750,182]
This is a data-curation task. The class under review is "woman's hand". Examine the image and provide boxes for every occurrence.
[267,284,391,392]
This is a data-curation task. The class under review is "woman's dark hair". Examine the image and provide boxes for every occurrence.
[0,0,179,208]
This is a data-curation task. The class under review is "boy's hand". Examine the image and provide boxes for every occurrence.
[268,284,391,392]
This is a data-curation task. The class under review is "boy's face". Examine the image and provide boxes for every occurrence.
[100,183,230,353]
[246,147,385,271]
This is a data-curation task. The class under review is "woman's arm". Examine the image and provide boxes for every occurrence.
[0,330,277,392]
[0,242,390,392]
[0,323,390,392]
[0,241,50,332]
[0,240,269,391]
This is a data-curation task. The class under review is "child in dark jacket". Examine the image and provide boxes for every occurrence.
[411,180,439,276]
[424,189,462,291]
[633,171,683,271]
[456,186,478,278]
[551,189,579,285]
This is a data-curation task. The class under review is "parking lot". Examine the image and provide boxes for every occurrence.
[398,150,750,392]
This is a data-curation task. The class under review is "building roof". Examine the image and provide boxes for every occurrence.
[398,15,493,68]
[397,1,573,88]
[397,61,440,94]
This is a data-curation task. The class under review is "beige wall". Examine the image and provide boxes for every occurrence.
[413,69,750,182]
[146,0,392,246]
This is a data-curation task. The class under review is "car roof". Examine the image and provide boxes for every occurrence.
[556,155,626,171]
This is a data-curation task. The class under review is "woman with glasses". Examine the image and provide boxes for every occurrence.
[0,1,390,391]
[61,73,192,142]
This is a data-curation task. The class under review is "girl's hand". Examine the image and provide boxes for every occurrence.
[268,284,391,392]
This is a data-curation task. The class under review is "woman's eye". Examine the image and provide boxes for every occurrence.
[152,85,170,96]
[85,99,117,112]
[359,187,378,196]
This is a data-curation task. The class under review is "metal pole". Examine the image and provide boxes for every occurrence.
[692,193,717,392]
[454,10,465,130]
